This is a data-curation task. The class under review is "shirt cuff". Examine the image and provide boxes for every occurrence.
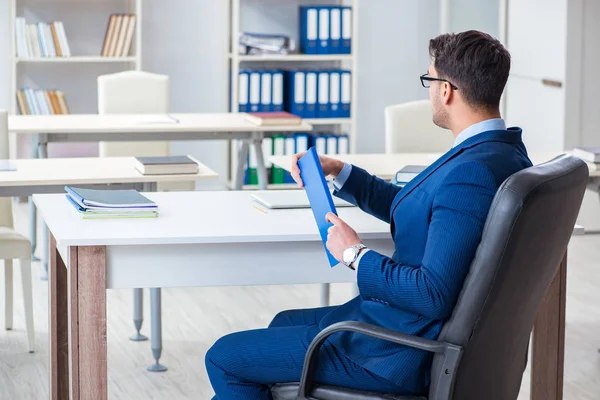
[352,248,370,270]
[333,163,352,190]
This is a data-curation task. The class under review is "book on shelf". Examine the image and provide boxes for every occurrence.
[65,186,158,219]
[245,111,302,126]
[101,14,136,57]
[239,32,296,55]
[16,88,69,115]
[15,18,71,58]
[299,6,351,55]
[238,69,351,119]
[242,132,348,187]
[134,155,200,175]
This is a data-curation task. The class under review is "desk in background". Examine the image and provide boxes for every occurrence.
[269,151,599,181]
[9,113,312,190]
[8,112,311,261]
[0,156,218,276]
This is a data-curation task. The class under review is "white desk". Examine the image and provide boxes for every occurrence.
[35,190,579,400]
[0,156,217,196]
[36,190,394,399]
[269,152,600,180]
[9,113,313,190]
[0,157,218,276]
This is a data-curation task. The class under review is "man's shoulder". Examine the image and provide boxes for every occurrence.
[449,142,532,185]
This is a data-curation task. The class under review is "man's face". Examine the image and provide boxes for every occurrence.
[428,65,450,129]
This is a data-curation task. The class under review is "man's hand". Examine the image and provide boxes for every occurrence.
[325,212,362,262]
[291,152,344,187]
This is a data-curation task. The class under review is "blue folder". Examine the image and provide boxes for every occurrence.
[298,147,339,267]
[299,6,319,54]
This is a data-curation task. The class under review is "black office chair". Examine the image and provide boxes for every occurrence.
[271,154,588,400]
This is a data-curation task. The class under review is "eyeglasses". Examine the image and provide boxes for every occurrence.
[420,72,458,90]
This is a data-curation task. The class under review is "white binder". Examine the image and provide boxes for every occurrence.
[260,72,272,111]
[249,72,261,112]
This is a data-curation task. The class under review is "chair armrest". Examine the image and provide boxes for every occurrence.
[297,321,462,400]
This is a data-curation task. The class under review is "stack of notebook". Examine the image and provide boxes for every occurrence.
[65,186,158,219]
[392,165,427,187]
[134,155,199,175]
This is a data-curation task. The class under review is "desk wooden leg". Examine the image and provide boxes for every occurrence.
[49,234,69,399]
[76,246,108,400]
[531,251,567,400]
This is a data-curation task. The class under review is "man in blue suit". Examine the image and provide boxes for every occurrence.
[206,30,532,399]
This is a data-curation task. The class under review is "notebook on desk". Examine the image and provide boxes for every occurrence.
[64,186,158,219]
[251,190,353,209]
[134,155,199,175]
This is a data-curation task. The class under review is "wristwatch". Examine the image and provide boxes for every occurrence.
[342,244,367,270]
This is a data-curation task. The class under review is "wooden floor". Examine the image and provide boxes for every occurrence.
[2,201,600,399]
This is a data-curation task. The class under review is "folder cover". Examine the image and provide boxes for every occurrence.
[298,147,339,267]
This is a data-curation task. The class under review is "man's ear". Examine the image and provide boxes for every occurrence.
[441,82,453,106]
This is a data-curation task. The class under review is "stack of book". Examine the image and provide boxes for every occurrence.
[65,186,158,219]
[15,18,71,58]
[391,166,427,187]
[573,147,600,170]
[244,111,301,126]
[101,14,137,57]
[16,88,69,115]
[239,32,295,55]
[134,155,199,175]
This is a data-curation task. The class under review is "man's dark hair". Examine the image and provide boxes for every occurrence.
[429,30,511,111]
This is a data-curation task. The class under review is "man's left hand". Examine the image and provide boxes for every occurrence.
[325,212,362,262]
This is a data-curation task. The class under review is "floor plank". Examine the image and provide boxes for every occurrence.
[1,201,600,399]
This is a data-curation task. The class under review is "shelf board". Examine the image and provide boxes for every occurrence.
[16,56,137,63]
[232,54,353,62]
[304,118,352,125]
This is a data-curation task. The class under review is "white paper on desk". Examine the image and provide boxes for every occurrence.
[0,160,16,171]
[132,115,179,124]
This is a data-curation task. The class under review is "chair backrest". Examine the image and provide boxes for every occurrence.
[0,110,14,228]
[384,100,454,154]
[97,70,170,157]
[429,155,588,400]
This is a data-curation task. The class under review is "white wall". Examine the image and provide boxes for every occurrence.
[449,0,499,38]
[356,0,439,153]
[1,0,500,180]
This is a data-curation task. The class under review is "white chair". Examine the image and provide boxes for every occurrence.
[384,100,454,153]
[97,70,172,371]
[98,70,170,157]
[0,110,34,352]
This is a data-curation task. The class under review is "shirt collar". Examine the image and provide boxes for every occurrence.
[452,118,506,148]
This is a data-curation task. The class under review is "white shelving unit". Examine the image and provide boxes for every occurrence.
[232,54,354,62]
[15,56,138,64]
[226,0,359,186]
[9,0,143,116]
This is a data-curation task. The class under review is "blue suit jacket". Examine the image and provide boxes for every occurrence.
[322,128,532,395]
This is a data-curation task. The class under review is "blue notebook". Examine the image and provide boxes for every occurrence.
[64,186,157,209]
[298,147,339,267]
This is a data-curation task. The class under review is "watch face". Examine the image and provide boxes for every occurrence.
[342,247,357,264]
